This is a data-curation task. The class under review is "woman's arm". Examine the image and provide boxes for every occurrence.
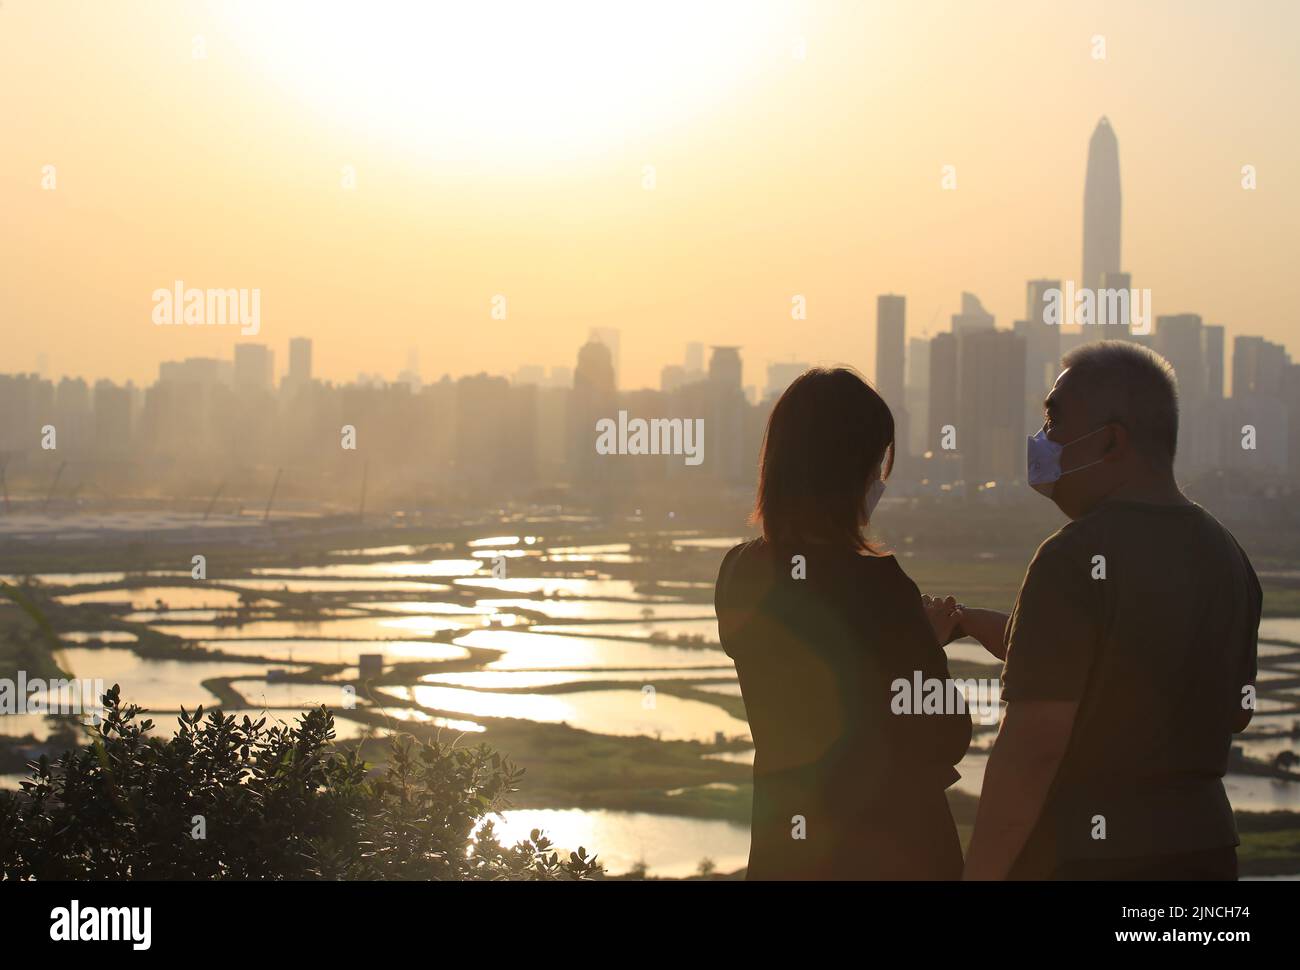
[896,590,972,769]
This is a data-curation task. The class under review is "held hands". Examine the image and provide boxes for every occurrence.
[921,594,964,646]
[923,595,1011,660]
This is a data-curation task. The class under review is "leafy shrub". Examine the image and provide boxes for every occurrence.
[0,686,601,880]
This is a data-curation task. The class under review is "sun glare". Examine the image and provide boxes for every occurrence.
[222,1,789,163]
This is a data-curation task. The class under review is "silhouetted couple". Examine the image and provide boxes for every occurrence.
[715,341,1260,880]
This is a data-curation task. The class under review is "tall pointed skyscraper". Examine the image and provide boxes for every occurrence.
[1082,117,1121,294]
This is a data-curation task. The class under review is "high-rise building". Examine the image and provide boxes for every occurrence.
[159,357,229,386]
[93,379,133,456]
[233,344,274,391]
[571,341,616,485]
[398,348,421,390]
[1285,364,1300,480]
[1022,279,1063,425]
[1156,314,1207,405]
[1083,117,1122,295]
[1233,336,1290,398]
[927,332,959,452]
[513,364,546,386]
[0,374,52,453]
[875,294,906,406]
[55,377,92,453]
[1203,325,1225,399]
[707,347,746,482]
[925,327,1026,485]
[957,329,1028,486]
[765,361,808,400]
[288,337,313,386]
[1226,343,1291,475]
[588,327,621,388]
[684,342,704,378]
[709,346,742,389]
[1099,271,1132,295]
[905,337,930,457]
[574,340,615,394]
[1099,271,1134,335]
[1025,279,1061,330]
[660,364,686,393]
[951,292,995,334]
[1157,314,1226,476]
[455,373,536,486]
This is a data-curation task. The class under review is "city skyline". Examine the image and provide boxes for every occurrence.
[10,312,1298,393]
[5,2,1299,390]
[2,313,1295,493]
[9,100,1285,397]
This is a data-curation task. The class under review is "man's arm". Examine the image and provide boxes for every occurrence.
[956,606,1010,661]
[963,699,1077,880]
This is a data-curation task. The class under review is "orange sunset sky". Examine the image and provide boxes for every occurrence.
[3,0,1298,391]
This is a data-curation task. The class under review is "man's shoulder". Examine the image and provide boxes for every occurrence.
[1032,499,1202,558]
[1029,516,1095,570]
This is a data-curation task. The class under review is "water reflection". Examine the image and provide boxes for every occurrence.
[219,709,386,742]
[703,749,755,765]
[424,669,736,689]
[484,598,712,621]
[61,630,139,644]
[55,647,304,709]
[671,536,751,550]
[198,639,470,664]
[455,577,679,599]
[0,713,66,739]
[377,707,486,733]
[230,680,355,709]
[480,809,750,877]
[2,572,128,586]
[251,560,482,579]
[231,578,453,594]
[402,684,750,742]
[150,615,465,640]
[20,538,1300,874]
[692,682,743,697]
[533,618,718,640]
[353,601,494,616]
[1261,642,1300,658]
[455,629,732,669]
[1261,619,1300,643]
[60,586,255,609]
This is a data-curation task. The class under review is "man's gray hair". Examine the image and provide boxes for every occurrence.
[1061,340,1179,464]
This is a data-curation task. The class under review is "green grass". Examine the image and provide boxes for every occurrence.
[1236,827,1300,876]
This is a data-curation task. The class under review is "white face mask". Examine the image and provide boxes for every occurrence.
[1026,425,1109,497]
[864,478,886,519]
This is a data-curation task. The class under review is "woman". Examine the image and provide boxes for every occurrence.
[715,367,970,880]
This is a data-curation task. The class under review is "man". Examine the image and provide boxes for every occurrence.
[960,340,1260,880]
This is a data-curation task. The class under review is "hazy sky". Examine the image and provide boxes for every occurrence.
[3,0,1298,391]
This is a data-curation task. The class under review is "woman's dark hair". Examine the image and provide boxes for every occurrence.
[751,366,895,551]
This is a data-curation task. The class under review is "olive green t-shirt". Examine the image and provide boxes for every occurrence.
[1001,499,1261,874]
